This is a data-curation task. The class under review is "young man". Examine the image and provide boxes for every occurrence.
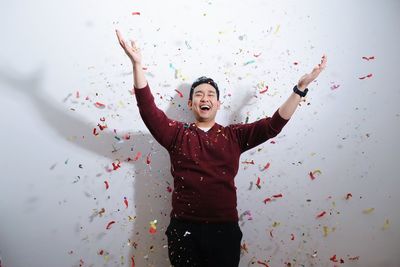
[116,30,327,267]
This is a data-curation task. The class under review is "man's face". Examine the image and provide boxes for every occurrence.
[188,83,220,123]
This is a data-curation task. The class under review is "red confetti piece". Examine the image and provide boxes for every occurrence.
[316,211,326,219]
[98,249,104,255]
[242,160,255,164]
[263,197,271,204]
[273,194,283,198]
[124,133,131,140]
[146,153,151,165]
[256,177,261,189]
[291,233,295,240]
[362,56,375,61]
[97,123,108,131]
[95,102,106,108]
[293,62,299,65]
[175,89,183,97]
[270,140,276,144]
[104,181,109,190]
[106,220,115,229]
[346,193,352,200]
[100,117,106,122]
[259,86,269,94]
[133,152,142,161]
[132,12,141,15]
[93,128,99,136]
[263,162,271,171]
[167,186,173,193]
[330,254,337,262]
[131,256,135,267]
[149,226,157,234]
[112,160,121,170]
[124,197,129,208]
[359,73,373,79]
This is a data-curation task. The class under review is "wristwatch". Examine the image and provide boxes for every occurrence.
[293,85,308,97]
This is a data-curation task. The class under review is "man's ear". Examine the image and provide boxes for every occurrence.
[188,100,192,110]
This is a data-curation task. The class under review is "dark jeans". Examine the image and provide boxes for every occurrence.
[165,218,243,267]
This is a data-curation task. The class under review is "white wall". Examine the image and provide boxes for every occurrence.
[0,0,399,266]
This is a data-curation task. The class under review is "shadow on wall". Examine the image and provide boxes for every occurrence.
[0,66,254,266]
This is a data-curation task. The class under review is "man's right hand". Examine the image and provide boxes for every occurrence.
[116,29,142,65]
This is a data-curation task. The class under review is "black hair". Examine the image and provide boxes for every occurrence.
[189,76,219,100]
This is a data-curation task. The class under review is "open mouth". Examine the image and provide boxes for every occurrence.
[200,105,211,111]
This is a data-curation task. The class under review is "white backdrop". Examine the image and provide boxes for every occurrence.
[0,0,399,266]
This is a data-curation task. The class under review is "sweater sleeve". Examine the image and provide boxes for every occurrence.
[234,109,289,153]
[134,83,180,150]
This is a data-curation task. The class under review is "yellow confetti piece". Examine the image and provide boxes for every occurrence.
[323,226,330,237]
[121,255,125,265]
[363,208,375,214]
[272,221,280,227]
[382,219,390,230]
[274,24,281,34]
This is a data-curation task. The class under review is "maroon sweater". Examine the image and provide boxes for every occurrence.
[135,84,289,222]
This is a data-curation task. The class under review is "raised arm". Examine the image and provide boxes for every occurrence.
[278,54,327,120]
[116,29,147,89]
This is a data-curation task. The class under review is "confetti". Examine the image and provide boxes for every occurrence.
[104,181,109,190]
[131,12,141,15]
[124,197,129,208]
[359,73,373,79]
[253,52,262,57]
[243,60,256,66]
[256,177,261,189]
[95,102,106,108]
[175,89,183,97]
[93,128,99,136]
[97,123,108,131]
[272,194,283,198]
[362,56,375,61]
[309,169,321,180]
[106,221,115,230]
[146,153,152,165]
[112,160,121,170]
[330,84,340,90]
[316,211,326,219]
[259,86,269,94]
[133,152,142,161]
[290,233,295,240]
[345,193,352,200]
[363,207,375,214]
[348,256,360,261]
[382,218,390,230]
[262,162,271,171]
[131,256,135,267]
[242,160,254,164]
[149,220,157,234]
